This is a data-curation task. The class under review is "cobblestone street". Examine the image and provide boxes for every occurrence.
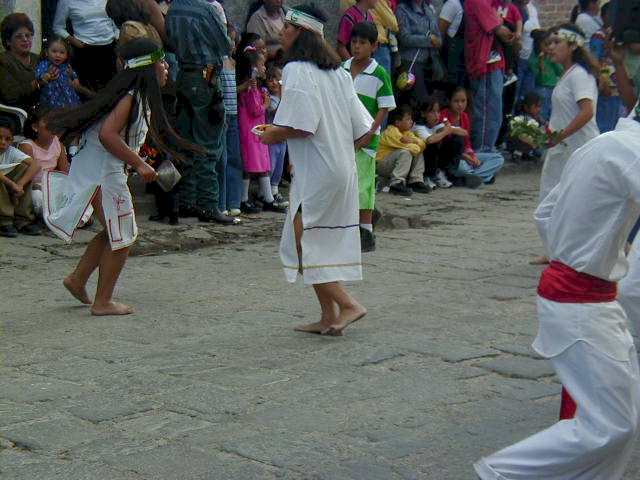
[1,168,639,480]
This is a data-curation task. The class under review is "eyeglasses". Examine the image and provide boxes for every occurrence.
[12,32,33,41]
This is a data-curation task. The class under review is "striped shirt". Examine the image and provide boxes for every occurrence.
[221,65,237,115]
[165,0,232,67]
[342,58,396,157]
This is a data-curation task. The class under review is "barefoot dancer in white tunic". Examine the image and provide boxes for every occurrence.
[43,38,193,316]
[260,5,373,336]
[475,112,640,480]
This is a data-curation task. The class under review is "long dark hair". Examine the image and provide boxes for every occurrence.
[47,38,196,160]
[570,0,598,23]
[106,0,151,27]
[552,23,599,76]
[282,4,341,70]
[235,32,262,83]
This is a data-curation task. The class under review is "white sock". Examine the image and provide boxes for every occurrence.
[361,223,373,232]
[242,178,250,202]
[271,184,279,196]
[258,176,274,203]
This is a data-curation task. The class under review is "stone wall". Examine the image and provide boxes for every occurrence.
[536,0,577,28]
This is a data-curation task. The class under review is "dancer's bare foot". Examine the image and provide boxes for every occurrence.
[294,302,338,334]
[90,302,134,316]
[529,255,550,265]
[63,276,92,305]
[322,302,367,336]
[294,321,326,334]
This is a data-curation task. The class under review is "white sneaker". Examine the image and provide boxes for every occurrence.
[229,208,241,216]
[503,73,518,87]
[425,177,437,189]
[435,169,453,188]
[487,50,502,64]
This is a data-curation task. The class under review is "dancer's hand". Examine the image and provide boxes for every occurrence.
[8,181,24,197]
[355,130,374,150]
[136,162,157,183]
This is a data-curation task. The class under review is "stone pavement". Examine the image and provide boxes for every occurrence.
[1,168,639,480]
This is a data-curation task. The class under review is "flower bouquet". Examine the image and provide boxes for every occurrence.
[508,115,547,149]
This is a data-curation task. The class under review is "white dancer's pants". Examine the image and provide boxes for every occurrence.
[475,299,640,480]
[620,237,640,337]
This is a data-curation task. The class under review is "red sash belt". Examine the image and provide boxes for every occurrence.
[537,261,618,420]
[537,261,617,303]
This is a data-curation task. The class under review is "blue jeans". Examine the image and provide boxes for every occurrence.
[629,216,640,244]
[451,151,505,183]
[374,45,392,75]
[217,142,227,211]
[269,142,286,187]
[470,69,504,152]
[597,95,622,134]
[224,114,243,210]
[515,56,535,109]
[536,86,553,123]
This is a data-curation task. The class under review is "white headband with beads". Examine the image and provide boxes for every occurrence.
[556,28,586,47]
[285,9,324,37]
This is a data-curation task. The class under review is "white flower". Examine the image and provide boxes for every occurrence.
[527,119,539,127]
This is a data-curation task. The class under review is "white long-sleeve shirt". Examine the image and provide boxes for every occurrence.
[535,117,640,282]
[53,0,118,46]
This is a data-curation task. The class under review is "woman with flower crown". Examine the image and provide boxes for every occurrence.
[531,22,599,265]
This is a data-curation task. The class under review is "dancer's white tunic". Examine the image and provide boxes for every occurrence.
[476,117,640,480]
[274,61,372,285]
[539,64,599,202]
[620,237,640,337]
[43,93,148,250]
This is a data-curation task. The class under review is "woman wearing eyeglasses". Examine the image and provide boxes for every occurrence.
[0,13,57,112]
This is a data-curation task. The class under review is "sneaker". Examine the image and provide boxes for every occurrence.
[18,223,41,236]
[0,224,18,238]
[487,50,502,64]
[359,227,376,253]
[261,200,288,213]
[503,73,518,87]
[407,181,432,194]
[389,182,413,196]
[273,193,289,207]
[240,201,262,214]
[463,174,484,189]
[229,208,241,217]
[434,169,453,188]
[425,177,438,189]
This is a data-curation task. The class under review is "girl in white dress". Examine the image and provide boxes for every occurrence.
[260,5,373,336]
[532,24,599,265]
[43,38,193,316]
[539,23,599,202]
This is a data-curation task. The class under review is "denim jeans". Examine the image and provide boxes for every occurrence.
[536,86,553,123]
[373,44,392,75]
[597,95,622,134]
[216,146,227,211]
[515,56,535,109]
[451,151,505,183]
[269,142,286,187]
[470,69,504,152]
[175,70,225,211]
[224,114,243,210]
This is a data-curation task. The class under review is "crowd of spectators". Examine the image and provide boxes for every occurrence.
[0,0,629,241]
